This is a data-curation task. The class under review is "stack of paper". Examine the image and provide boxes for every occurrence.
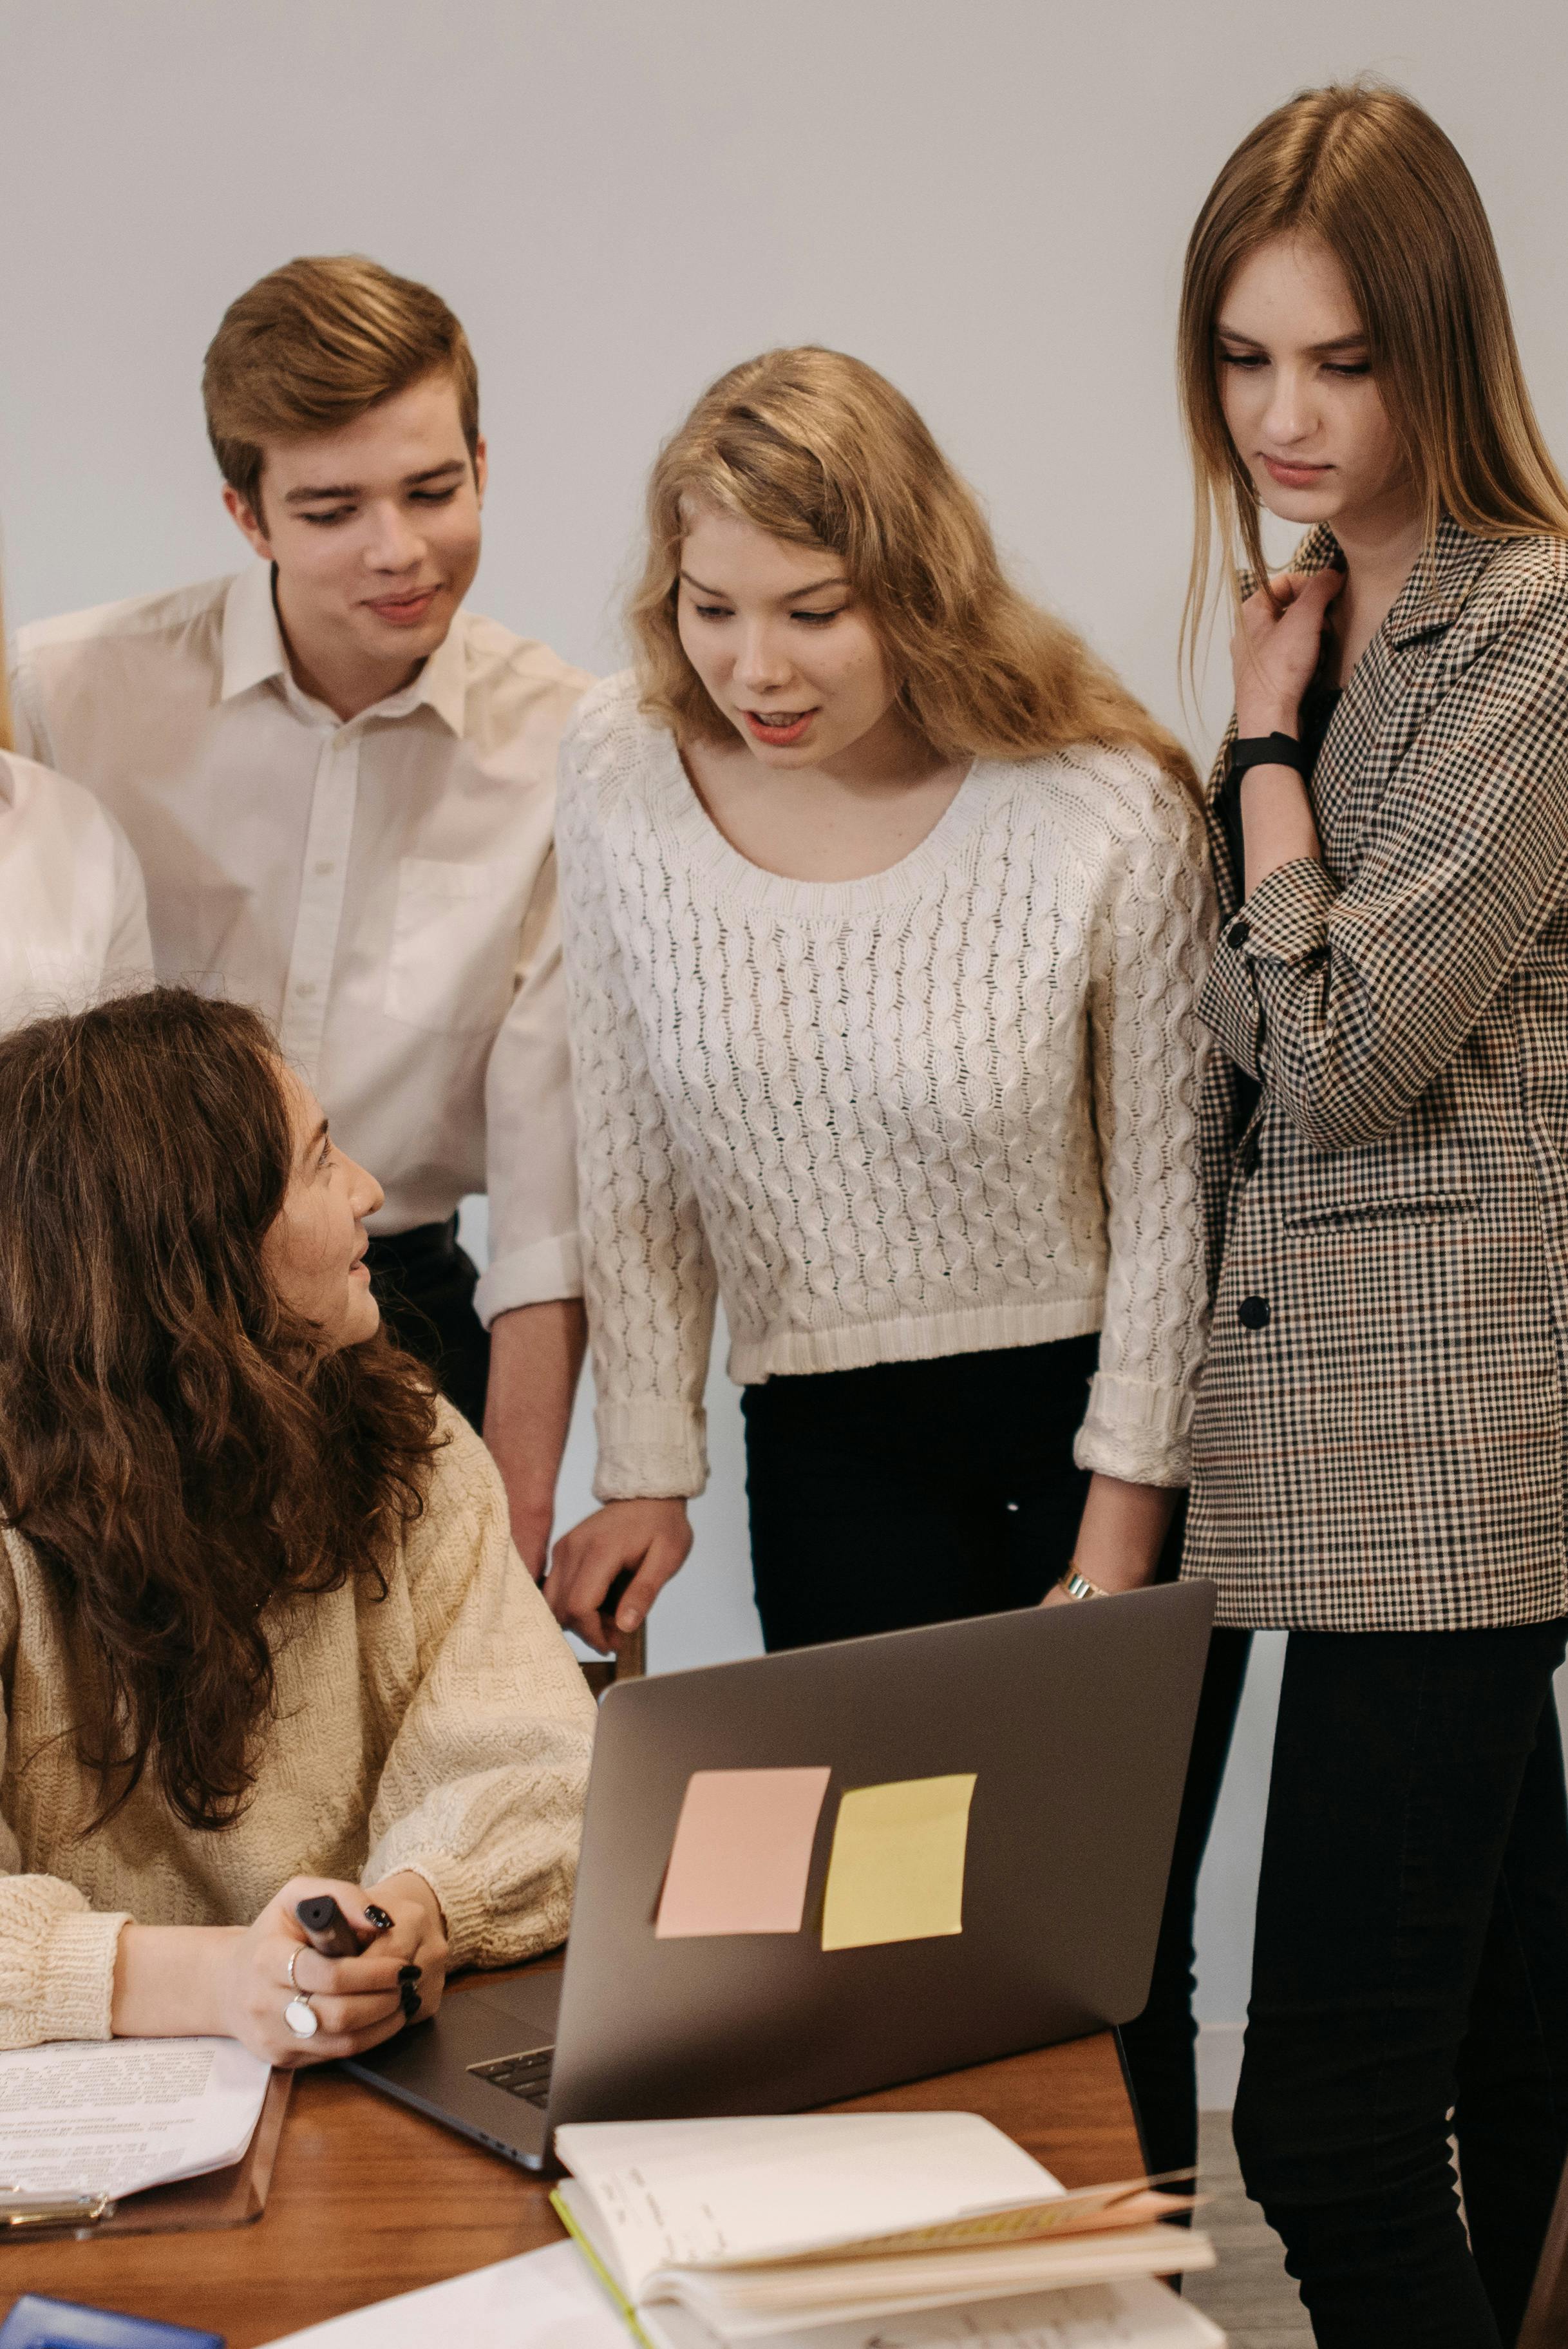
[550,2113,1219,2346]
[0,2035,272,2202]
[260,2242,1226,2349]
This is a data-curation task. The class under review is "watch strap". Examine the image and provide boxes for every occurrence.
[1231,732,1308,778]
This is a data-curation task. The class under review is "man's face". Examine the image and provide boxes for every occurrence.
[224,371,486,694]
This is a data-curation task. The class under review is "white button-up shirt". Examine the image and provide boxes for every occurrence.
[0,751,151,1032]
[12,563,590,1322]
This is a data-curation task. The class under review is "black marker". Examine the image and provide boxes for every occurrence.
[294,1894,372,1957]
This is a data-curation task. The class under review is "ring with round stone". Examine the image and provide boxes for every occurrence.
[284,1990,317,2039]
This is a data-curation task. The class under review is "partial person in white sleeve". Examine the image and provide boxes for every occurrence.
[0,988,594,2060]
[8,258,591,1572]
[545,347,1213,1657]
[0,573,150,1031]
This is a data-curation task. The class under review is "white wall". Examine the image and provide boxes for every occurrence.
[6,0,1567,2097]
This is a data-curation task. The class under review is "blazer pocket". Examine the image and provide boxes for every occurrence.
[383,858,524,1036]
[1281,1192,1477,1235]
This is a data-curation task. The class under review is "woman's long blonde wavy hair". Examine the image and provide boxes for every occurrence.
[1180,82,1568,676]
[630,347,1196,797]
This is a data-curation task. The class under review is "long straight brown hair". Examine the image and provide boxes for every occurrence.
[1179,82,1568,673]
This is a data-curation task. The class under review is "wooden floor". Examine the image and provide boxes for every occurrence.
[1185,2111,1312,2348]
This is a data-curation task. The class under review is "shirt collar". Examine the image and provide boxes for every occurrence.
[220,561,290,701]
[219,560,468,735]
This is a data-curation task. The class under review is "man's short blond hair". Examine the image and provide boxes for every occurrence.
[203,255,480,515]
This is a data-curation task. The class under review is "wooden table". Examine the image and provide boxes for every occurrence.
[0,1974,1142,2346]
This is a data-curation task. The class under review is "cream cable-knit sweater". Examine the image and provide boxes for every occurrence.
[558,674,1214,1502]
[0,1405,596,2048]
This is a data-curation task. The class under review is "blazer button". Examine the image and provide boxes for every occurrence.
[1229,919,1251,948]
[1238,1295,1270,1330]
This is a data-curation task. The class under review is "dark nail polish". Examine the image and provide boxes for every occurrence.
[401,1984,421,2019]
[364,1904,394,1932]
[397,1964,421,1983]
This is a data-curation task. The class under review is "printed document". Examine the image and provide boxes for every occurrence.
[0,2035,271,2199]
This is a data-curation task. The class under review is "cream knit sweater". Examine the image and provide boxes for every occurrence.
[0,1405,596,2048]
[558,674,1214,1502]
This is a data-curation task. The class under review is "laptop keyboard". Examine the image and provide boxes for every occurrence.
[469,2045,554,2109]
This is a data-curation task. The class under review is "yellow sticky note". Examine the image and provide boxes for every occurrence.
[820,1773,978,1952]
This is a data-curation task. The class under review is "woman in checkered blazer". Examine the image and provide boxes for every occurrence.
[1165,84,1568,2346]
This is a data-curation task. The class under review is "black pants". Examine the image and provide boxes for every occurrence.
[1119,1626,1254,2184]
[366,1215,490,1431]
[741,1337,1099,1650]
[1136,1619,1568,2348]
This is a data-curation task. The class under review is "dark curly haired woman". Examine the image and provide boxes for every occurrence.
[0,989,593,2064]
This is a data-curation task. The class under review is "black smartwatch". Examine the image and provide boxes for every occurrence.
[1231,732,1308,778]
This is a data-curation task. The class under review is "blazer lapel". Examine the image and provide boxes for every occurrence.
[1204,518,1497,902]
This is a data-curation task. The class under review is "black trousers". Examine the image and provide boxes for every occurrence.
[741,1336,1100,1650]
[365,1215,490,1431]
[1135,1618,1568,2349]
[1119,1626,1253,2185]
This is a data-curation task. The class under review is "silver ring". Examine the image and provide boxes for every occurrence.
[284,1992,318,2039]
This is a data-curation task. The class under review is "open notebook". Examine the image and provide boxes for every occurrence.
[549,2113,1216,2345]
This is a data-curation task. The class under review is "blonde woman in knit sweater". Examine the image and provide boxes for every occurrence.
[547,347,1213,1658]
[0,989,594,2059]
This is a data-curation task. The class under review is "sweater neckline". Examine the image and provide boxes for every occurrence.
[648,725,997,916]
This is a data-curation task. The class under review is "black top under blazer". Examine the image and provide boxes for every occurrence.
[1184,517,1568,1632]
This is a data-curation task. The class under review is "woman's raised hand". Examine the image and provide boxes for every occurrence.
[545,1498,694,1651]
[211,1872,444,2068]
[1232,568,1343,739]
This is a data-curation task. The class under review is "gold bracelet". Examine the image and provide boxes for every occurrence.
[1057,1566,1110,1601]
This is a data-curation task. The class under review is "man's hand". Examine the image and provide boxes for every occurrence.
[482,1299,587,1575]
[546,1499,694,1651]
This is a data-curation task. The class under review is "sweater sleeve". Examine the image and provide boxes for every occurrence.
[0,1545,129,2046]
[556,683,719,1499]
[1074,756,1214,1487]
[363,1419,597,1969]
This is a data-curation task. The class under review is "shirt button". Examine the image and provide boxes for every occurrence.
[314,860,335,877]
[1229,919,1252,948]
[1238,1295,1270,1331]
[295,982,317,1000]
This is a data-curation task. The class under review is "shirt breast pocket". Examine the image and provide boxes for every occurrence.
[383,858,525,1036]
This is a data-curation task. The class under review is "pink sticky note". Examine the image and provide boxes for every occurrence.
[655,1766,832,1937]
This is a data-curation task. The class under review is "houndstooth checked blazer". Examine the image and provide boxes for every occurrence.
[1183,517,1568,1631]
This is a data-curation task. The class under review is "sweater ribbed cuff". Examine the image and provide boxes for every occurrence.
[592,1401,708,1500]
[1073,1371,1194,1488]
[385,1858,571,1972]
[20,1910,130,2046]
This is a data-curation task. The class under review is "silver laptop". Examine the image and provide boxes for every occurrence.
[345,1581,1213,2170]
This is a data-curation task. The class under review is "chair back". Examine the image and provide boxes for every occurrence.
[578,1623,647,1699]
[1519,2151,1568,2349]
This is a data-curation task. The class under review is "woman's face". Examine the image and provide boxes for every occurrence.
[1216,233,1413,537]
[262,1065,384,1351]
[675,505,902,768]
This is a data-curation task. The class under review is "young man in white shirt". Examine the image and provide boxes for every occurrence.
[10,256,590,1573]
